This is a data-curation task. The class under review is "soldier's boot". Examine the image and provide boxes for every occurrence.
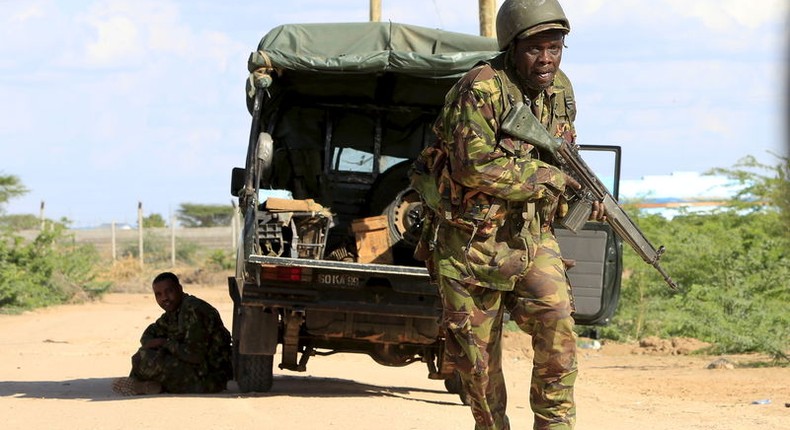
[112,377,163,396]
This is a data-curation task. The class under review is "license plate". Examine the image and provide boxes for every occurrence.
[316,273,361,287]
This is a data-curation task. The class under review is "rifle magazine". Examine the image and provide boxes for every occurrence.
[558,199,592,233]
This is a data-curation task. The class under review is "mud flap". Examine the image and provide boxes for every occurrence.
[238,306,279,355]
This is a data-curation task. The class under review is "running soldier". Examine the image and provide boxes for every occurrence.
[411,0,605,428]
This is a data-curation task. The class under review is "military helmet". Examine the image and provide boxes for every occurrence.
[495,0,570,50]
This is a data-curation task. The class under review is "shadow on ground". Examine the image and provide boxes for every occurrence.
[0,375,460,406]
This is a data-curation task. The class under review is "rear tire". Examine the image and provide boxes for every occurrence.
[383,187,423,246]
[235,354,274,393]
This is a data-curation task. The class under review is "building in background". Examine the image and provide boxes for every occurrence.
[619,172,740,219]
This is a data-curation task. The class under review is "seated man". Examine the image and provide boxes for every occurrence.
[112,272,233,395]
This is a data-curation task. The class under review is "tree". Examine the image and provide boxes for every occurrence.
[0,214,40,230]
[176,203,233,227]
[0,173,28,212]
[706,152,790,229]
[143,213,166,228]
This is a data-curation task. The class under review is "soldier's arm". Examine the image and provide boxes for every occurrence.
[162,304,211,364]
[140,319,167,348]
[438,80,566,202]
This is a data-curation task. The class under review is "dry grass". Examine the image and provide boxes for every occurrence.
[96,257,232,293]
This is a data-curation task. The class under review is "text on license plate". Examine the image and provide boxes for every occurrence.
[317,273,361,287]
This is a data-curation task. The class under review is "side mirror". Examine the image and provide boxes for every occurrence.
[230,167,245,197]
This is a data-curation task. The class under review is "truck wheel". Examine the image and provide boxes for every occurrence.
[235,354,274,393]
[383,188,423,247]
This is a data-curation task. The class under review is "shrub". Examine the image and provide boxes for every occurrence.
[0,224,109,310]
[121,232,199,264]
[604,209,789,360]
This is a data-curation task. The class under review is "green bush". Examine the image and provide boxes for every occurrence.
[0,224,110,310]
[206,249,235,271]
[121,232,199,264]
[599,155,789,360]
[0,214,41,230]
[603,200,789,360]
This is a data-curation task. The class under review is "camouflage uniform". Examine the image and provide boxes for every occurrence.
[131,294,233,393]
[414,50,577,430]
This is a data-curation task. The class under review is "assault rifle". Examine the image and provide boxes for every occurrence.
[501,102,678,290]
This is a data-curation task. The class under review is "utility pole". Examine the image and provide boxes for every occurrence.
[111,221,117,262]
[170,211,176,268]
[39,201,45,230]
[370,0,381,22]
[138,201,144,268]
[479,0,496,38]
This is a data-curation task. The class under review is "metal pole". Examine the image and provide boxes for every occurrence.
[370,0,381,22]
[111,221,117,262]
[39,201,45,230]
[138,202,144,268]
[479,0,496,38]
[170,211,176,268]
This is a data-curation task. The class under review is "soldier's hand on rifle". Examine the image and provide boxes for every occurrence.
[563,173,606,222]
[589,200,607,222]
[563,173,581,191]
[551,173,581,222]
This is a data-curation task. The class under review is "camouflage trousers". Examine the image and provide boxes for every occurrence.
[131,347,225,394]
[439,236,577,430]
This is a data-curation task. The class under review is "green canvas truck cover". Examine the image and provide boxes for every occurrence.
[248,22,499,76]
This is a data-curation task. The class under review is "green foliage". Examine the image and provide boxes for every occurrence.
[121,232,199,264]
[176,240,200,263]
[0,173,28,210]
[0,176,108,309]
[176,203,233,227]
[707,153,790,228]
[604,156,790,360]
[143,213,167,228]
[0,224,109,310]
[0,214,41,230]
[206,249,235,271]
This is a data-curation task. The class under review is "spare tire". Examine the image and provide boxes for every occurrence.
[365,160,426,247]
[383,187,424,247]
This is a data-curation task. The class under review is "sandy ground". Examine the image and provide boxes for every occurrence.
[1,284,787,430]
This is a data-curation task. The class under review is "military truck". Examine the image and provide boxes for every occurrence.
[229,22,622,395]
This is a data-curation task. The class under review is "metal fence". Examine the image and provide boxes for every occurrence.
[17,225,237,263]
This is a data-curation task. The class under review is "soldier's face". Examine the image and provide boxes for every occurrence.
[513,31,564,92]
[153,279,183,313]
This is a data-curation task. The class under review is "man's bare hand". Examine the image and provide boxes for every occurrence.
[589,200,607,222]
[564,173,605,221]
[563,173,581,191]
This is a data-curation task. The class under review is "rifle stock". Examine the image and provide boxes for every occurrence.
[501,102,678,290]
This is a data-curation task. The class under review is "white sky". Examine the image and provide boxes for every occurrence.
[1,0,787,227]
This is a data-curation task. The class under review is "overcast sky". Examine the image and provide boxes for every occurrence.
[1,0,787,227]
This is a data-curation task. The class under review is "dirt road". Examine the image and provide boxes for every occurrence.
[1,284,787,430]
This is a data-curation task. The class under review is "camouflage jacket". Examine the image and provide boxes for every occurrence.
[415,52,577,290]
[141,294,233,381]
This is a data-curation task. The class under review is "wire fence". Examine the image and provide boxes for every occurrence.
[17,225,238,265]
